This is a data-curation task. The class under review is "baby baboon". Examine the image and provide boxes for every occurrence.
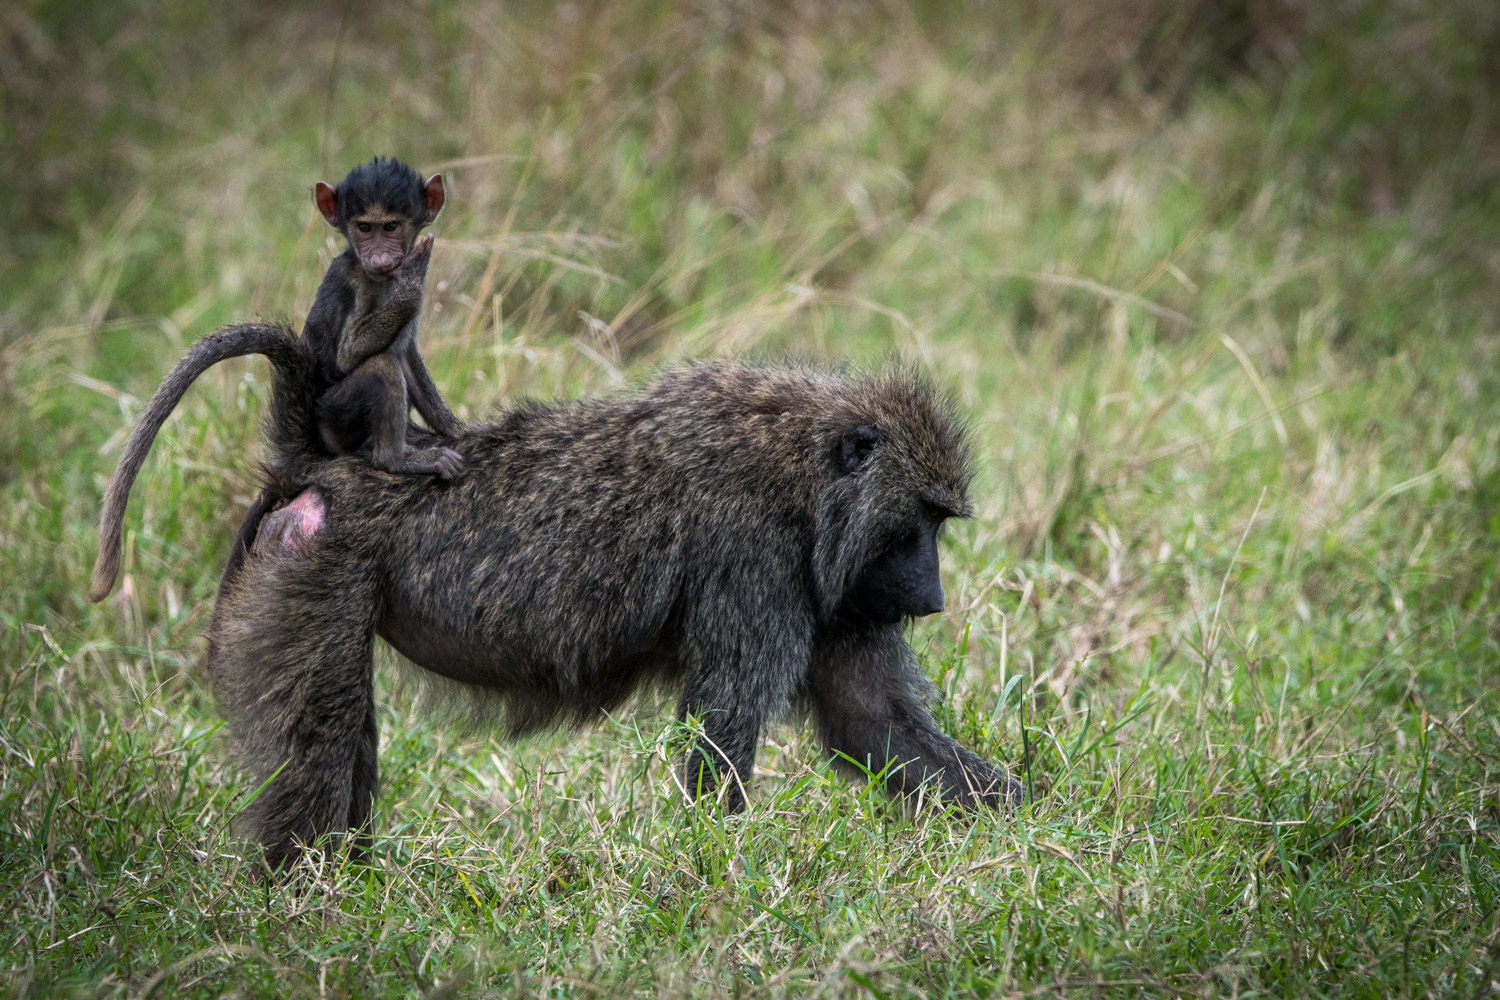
[94,328,1021,867]
[308,157,462,479]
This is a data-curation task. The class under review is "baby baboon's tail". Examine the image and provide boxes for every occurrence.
[91,323,317,602]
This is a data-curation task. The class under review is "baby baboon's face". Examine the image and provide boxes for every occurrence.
[344,209,417,279]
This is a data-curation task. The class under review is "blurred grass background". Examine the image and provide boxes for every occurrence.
[2,1,1500,996]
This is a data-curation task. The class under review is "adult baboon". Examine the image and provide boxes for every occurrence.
[93,323,1021,866]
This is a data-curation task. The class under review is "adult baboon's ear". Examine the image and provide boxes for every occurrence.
[814,426,886,617]
[314,182,339,227]
[421,174,445,224]
[836,425,882,475]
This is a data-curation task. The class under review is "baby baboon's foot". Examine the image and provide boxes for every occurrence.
[430,446,464,479]
[405,446,463,480]
[256,488,327,554]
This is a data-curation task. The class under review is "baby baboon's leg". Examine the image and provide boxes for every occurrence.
[807,624,1022,809]
[315,356,400,456]
[401,347,462,439]
[209,504,381,868]
[316,353,461,478]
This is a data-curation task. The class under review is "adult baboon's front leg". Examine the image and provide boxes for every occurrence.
[807,624,1022,809]
[209,519,381,868]
[678,609,809,812]
[678,677,764,813]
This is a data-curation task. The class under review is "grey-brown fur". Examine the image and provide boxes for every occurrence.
[213,359,1019,866]
[93,327,1021,867]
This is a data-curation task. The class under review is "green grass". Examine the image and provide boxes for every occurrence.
[3,2,1499,996]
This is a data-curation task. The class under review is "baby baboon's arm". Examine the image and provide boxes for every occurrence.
[335,233,433,374]
[401,346,462,438]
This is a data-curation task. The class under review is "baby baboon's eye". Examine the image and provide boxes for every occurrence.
[384,222,398,232]
[357,222,372,233]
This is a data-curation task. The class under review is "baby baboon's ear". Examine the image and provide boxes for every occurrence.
[313,182,339,227]
[835,425,882,475]
[421,174,445,224]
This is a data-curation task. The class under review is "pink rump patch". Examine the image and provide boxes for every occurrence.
[261,489,327,554]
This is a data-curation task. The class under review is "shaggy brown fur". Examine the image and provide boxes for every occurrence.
[94,327,1021,867]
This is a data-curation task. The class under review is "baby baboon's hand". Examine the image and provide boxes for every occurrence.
[398,233,435,278]
[383,233,434,308]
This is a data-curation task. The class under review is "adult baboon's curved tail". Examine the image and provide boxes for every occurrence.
[91,322,319,602]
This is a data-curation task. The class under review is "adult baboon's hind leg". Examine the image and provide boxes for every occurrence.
[807,624,1023,810]
[209,523,380,869]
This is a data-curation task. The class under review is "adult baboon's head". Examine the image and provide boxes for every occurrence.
[811,369,974,624]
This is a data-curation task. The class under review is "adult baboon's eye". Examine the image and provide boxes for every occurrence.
[836,424,883,474]
[383,222,398,232]
[357,222,372,233]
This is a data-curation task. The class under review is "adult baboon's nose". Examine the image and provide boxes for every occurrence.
[912,582,945,617]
